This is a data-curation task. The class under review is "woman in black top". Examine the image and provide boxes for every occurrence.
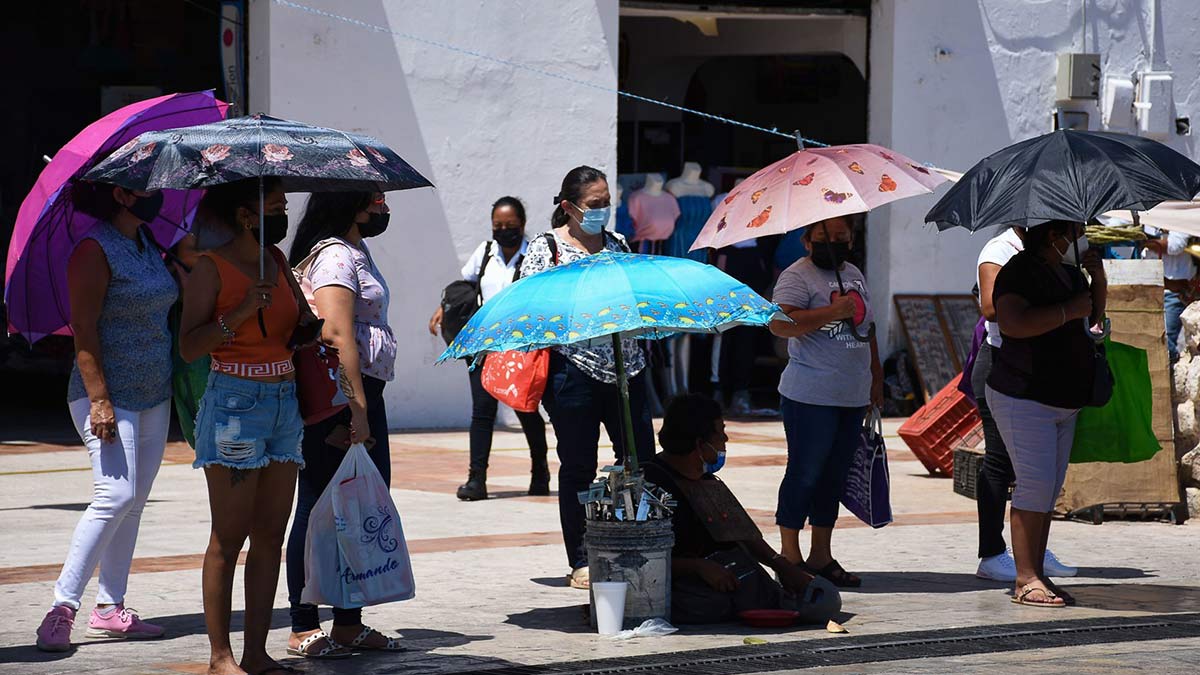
[984,220,1106,608]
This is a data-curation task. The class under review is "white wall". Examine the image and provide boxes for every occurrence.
[869,0,1200,353]
[249,0,619,429]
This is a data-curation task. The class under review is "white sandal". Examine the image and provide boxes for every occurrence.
[286,631,352,659]
[349,625,408,652]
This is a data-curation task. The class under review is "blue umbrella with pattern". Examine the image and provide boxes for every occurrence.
[439,251,785,473]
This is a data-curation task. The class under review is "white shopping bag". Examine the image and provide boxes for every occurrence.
[301,444,415,608]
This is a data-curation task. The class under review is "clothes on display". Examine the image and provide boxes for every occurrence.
[666,162,715,262]
[613,183,636,241]
[628,173,680,251]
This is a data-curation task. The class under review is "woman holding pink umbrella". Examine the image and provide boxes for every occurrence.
[35,181,177,652]
[12,91,229,655]
[691,144,947,588]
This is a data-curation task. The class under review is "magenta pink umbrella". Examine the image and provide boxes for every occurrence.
[689,144,948,252]
[5,90,229,342]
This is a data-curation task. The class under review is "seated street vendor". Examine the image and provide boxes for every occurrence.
[644,394,842,625]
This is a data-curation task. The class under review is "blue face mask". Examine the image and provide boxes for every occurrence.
[572,202,610,235]
[702,443,726,474]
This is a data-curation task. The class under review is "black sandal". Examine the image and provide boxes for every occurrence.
[815,559,862,588]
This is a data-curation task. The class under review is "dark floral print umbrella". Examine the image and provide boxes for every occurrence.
[82,113,432,193]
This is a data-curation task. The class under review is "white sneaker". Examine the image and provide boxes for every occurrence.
[1043,550,1078,577]
[975,550,1016,582]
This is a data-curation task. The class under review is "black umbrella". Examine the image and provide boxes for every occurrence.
[925,130,1200,232]
[82,114,433,335]
[82,113,432,192]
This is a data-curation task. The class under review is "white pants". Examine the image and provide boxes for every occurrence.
[53,399,170,609]
[985,386,1079,513]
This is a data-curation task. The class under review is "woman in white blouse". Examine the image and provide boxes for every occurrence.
[429,197,550,501]
[284,191,406,658]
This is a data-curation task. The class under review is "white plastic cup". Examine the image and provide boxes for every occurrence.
[592,581,629,635]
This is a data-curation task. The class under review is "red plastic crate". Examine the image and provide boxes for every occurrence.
[898,374,981,476]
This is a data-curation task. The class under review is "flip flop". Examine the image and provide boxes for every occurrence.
[285,631,352,659]
[1011,582,1066,608]
[1045,581,1077,606]
[349,625,409,652]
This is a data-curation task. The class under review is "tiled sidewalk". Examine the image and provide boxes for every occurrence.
[2,420,1197,674]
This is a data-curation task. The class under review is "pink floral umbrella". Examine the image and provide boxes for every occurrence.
[689,144,948,251]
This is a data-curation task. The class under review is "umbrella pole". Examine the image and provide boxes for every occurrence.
[257,174,267,337]
[611,333,640,475]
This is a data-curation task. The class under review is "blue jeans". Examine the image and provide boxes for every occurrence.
[541,351,654,569]
[777,398,866,530]
[192,372,305,470]
[1166,290,1184,362]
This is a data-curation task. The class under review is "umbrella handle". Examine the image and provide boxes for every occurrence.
[819,225,873,343]
[848,319,876,344]
[257,174,268,338]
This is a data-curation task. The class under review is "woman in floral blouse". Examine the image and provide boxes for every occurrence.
[520,166,654,590]
[283,192,406,658]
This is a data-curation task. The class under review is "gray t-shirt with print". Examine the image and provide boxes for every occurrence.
[772,257,873,407]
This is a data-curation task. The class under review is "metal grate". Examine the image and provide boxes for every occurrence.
[454,613,1200,675]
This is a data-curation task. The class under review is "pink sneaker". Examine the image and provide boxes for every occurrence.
[86,605,165,640]
[36,605,76,652]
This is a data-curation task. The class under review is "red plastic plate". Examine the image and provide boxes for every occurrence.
[737,609,801,628]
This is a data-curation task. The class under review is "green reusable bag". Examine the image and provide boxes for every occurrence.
[170,302,210,449]
[1070,338,1160,463]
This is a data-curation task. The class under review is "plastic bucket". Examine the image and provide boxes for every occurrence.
[591,581,629,634]
[585,518,674,629]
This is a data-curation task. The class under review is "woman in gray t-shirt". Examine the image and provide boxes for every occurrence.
[768,216,883,589]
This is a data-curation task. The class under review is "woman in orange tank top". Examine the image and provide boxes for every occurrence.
[179,177,319,675]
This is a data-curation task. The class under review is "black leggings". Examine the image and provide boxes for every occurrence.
[468,364,548,473]
[286,376,390,632]
[972,344,1015,559]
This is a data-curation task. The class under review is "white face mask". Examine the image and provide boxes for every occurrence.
[571,202,610,235]
[1058,233,1089,266]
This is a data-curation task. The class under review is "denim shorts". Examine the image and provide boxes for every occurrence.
[193,371,305,470]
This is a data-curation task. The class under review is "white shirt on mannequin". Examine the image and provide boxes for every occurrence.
[666,161,715,198]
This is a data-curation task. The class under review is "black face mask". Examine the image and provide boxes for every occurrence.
[126,192,164,224]
[811,241,851,270]
[249,213,290,246]
[359,212,391,238]
[493,228,523,249]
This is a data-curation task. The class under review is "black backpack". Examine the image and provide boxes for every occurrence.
[439,241,524,345]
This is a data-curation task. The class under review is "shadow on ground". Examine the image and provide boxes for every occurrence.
[1063,584,1200,613]
[0,617,499,672]
[505,603,851,637]
[846,569,1154,594]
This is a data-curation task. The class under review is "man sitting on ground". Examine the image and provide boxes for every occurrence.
[644,394,841,624]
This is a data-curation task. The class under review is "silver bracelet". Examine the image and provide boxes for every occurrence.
[217,315,235,343]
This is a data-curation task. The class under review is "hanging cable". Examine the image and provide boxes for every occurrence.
[271,0,828,147]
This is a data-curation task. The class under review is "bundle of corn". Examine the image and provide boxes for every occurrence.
[1085,224,1148,245]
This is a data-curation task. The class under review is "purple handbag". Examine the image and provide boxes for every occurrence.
[841,408,892,528]
[957,317,988,406]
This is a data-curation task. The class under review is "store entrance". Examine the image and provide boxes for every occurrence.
[617,6,868,412]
